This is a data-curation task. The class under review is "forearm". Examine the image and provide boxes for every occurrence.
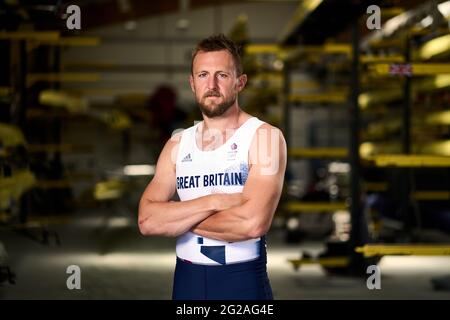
[138,195,216,237]
[192,195,279,242]
[192,207,257,242]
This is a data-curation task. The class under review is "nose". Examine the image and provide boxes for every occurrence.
[206,74,218,91]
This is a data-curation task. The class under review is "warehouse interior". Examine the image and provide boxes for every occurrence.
[1,0,450,299]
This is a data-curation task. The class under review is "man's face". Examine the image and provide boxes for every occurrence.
[190,50,247,118]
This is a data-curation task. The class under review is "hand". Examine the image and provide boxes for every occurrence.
[211,192,245,212]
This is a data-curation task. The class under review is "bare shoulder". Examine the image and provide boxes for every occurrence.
[167,130,184,147]
[255,122,286,145]
[258,122,282,133]
[249,122,287,172]
[159,130,184,166]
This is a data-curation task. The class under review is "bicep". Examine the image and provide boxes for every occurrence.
[241,164,285,215]
[241,126,287,215]
[141,137,180,203]
[142,175,176,203]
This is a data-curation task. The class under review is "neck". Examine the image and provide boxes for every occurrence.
[202,104,242,133]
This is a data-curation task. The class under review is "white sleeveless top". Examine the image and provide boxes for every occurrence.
[175,117,265,265]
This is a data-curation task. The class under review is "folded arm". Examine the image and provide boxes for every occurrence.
[192,125,287,242]
[138,133,244,237]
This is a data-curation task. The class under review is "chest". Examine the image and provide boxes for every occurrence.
[175,138,250,199]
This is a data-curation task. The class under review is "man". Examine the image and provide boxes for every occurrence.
[138,34,286,300]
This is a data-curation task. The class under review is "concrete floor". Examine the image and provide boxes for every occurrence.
[1,209,450,300]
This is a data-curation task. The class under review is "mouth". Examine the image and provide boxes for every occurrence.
[204,91,221,98]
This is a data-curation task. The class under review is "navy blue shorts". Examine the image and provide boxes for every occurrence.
[172,238,273,300]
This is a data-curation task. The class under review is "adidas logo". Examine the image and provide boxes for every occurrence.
[182,153,192,162]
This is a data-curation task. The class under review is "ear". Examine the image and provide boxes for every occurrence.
[189,74,195,93]
[236,74,247,92]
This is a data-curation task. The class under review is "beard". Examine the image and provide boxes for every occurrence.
[197,90,236,118]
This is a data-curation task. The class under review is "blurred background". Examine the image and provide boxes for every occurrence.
[0,0,450,299]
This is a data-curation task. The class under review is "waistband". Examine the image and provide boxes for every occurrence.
[176,232,264,266]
